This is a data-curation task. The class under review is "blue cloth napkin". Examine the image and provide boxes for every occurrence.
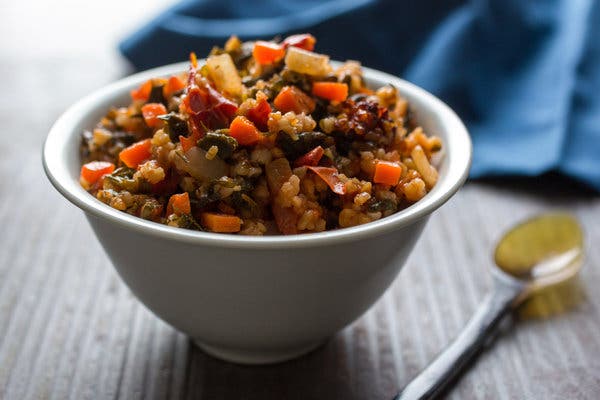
[120,0,600,191]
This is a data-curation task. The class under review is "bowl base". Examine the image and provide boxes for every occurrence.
[193,339,324,365]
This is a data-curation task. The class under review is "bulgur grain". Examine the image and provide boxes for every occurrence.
[402,177,427,202]
[354,192,371,206]
[135,160,165,184]
[205,145,219,160]
[267,111,316,137]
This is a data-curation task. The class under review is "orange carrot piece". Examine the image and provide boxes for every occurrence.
[167,192,191,216]
[373,161,403,186]
[273,86,315,114]
[119,139,152,168]
[229,116,263,146]
[312,82,348,102]
[163,75,186,98]
[307,166,346,195]
[200,212,242,233]
[141,103,167,128]
[179,135,197,153]
[294,146,324,167]
[253,41,285,65]
[130,80,152,101]
[80,161,115,185]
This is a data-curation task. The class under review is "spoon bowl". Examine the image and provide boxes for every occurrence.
[494,213,584,291]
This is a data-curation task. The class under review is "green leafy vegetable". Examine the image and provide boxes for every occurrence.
[197,131,239,159]
[158,113,189,142]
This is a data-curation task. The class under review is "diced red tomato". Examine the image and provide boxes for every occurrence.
[307,166,346,195]
[282,34,316,51]
[245,96,271,131]
[151,169,179,195]
[294,146,324,167]
[182,82,238,137]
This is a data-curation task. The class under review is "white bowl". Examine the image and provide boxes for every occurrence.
[43,62,471,364]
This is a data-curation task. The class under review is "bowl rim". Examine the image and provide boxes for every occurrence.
[43,61,472,249]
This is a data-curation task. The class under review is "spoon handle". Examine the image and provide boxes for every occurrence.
[393,278,524,400]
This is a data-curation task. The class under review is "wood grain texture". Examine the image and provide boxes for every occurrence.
[1,1,599,398]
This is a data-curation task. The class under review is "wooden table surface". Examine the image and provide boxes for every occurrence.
[2,1,599,399]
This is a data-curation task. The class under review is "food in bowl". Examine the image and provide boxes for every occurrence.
[79,34,442,235]
[44,41,471,363]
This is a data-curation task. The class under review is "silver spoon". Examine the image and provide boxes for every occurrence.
[394,213,584,400]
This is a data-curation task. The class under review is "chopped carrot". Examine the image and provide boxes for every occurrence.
[167,192,191,216]
[80,161,115,185]
[141,103,167,128]
[179,135,198,153]
[373,161,403,186]
[229,116,263,146]
[273,86,315,114]
[119,139,152,168]
[163,75,186,98]
[307,166,346,195]
[200,212,242,233]
[282,34,316,51]
[312,82,348,102]
[130,80,152,102]
[253,41,285,65]
[294,146,324,167]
